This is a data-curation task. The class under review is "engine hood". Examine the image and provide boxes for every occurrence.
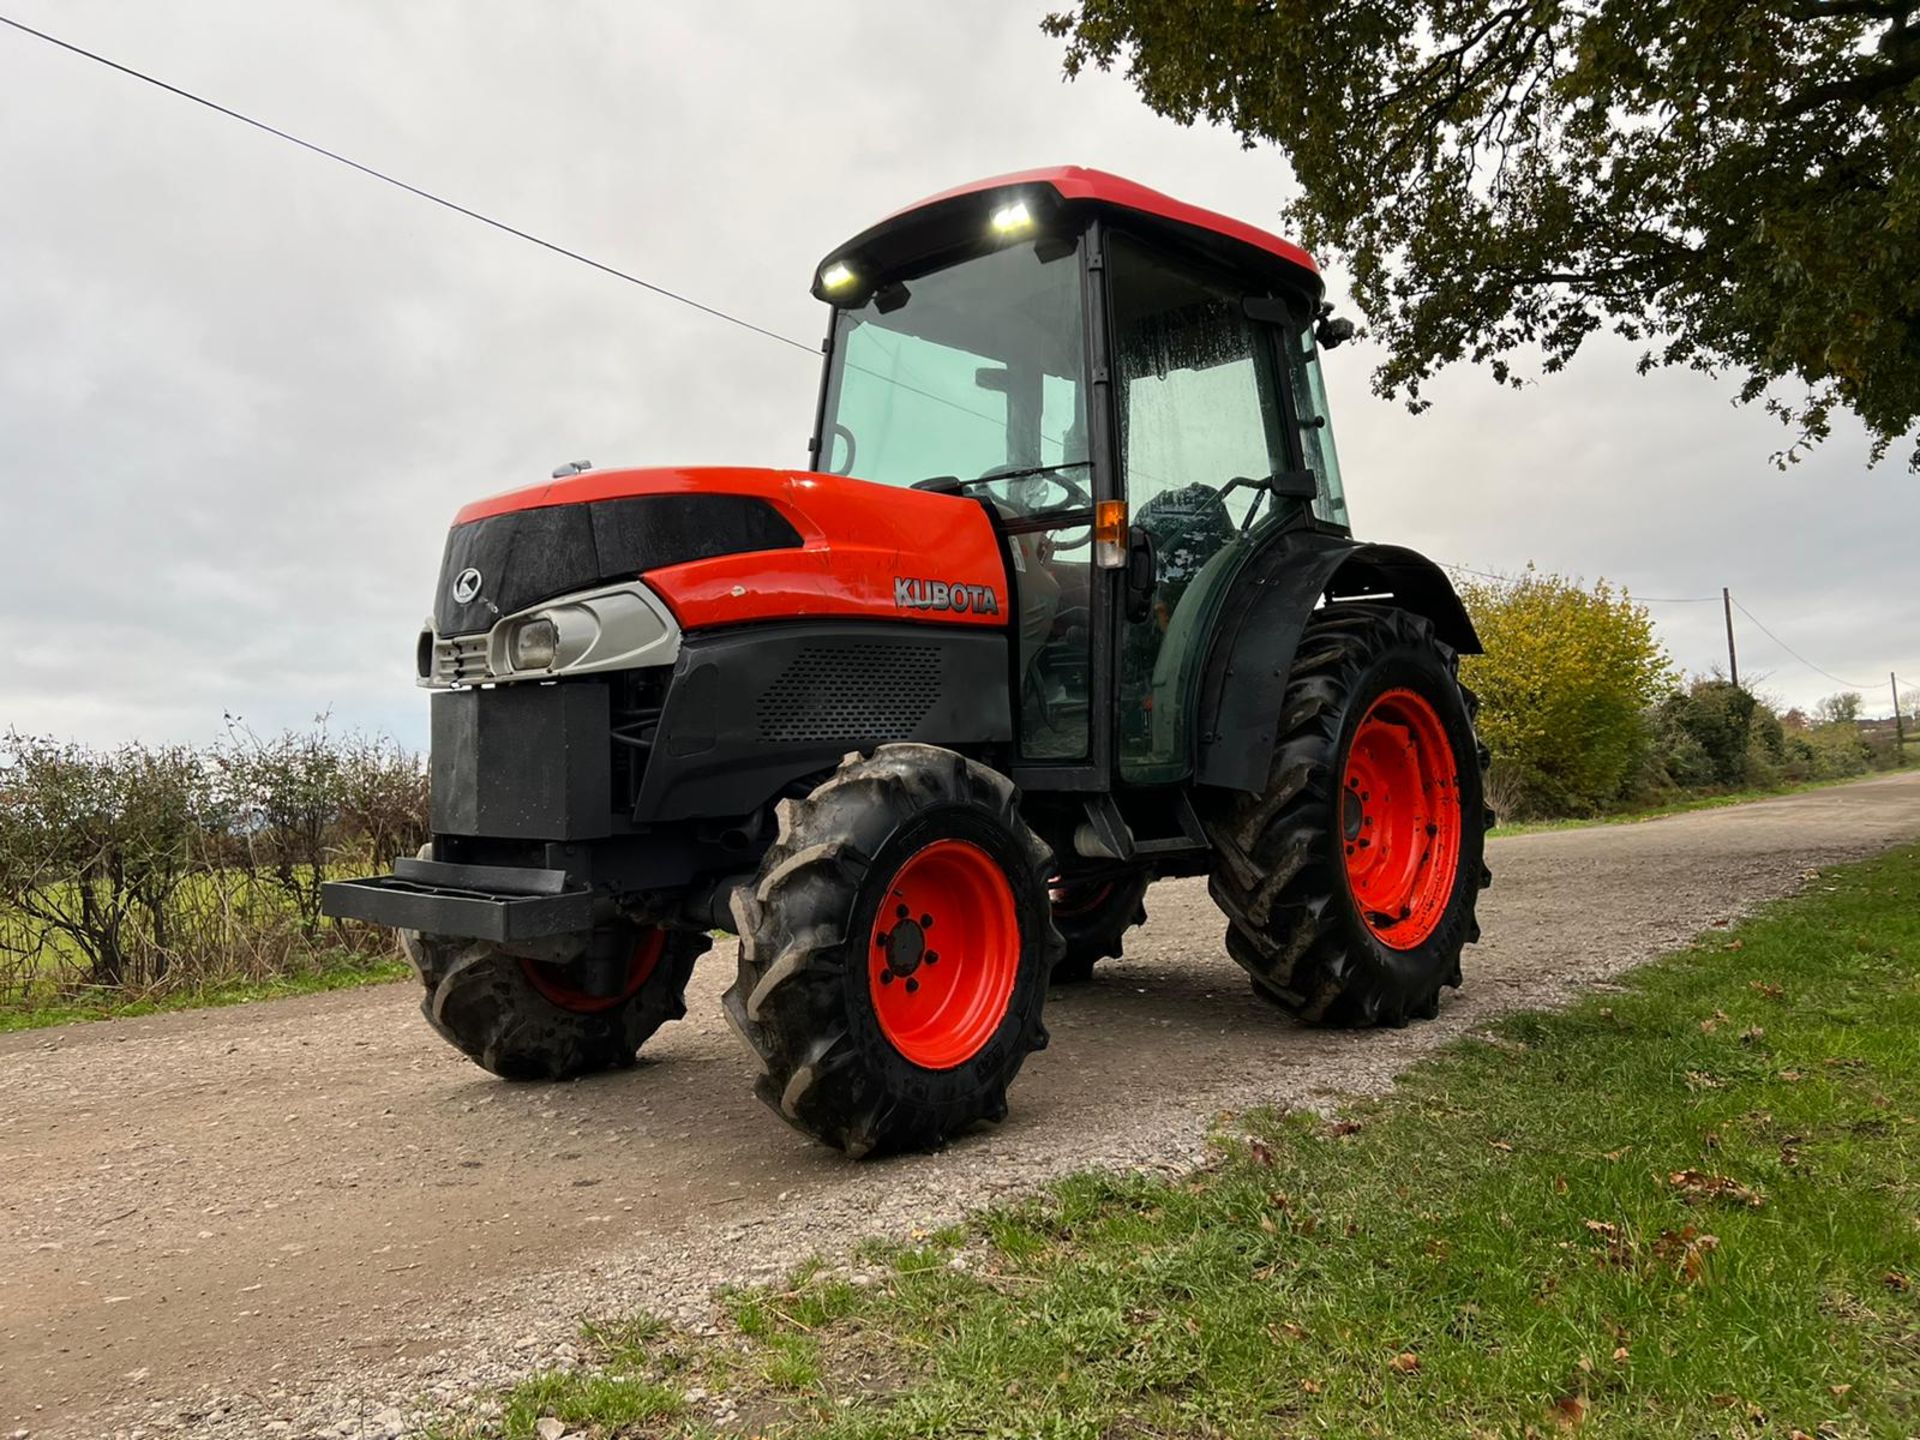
[435,466,1009,637]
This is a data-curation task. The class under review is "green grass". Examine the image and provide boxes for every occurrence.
[462,844,1920,1438]
[0,947,408,1032]
[1490,767,1908,836]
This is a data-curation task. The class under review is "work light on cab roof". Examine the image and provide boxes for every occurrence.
[323,165,1492,1158]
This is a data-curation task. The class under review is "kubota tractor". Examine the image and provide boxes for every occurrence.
[322,167,1491,1156]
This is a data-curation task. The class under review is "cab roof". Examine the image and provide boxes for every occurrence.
[814,166,1320,301]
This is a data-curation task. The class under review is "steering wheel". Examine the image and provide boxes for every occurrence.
[824,423,857,477]
[975,464,1093,510]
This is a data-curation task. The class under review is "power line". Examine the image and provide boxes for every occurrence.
[0,12,818,355]
[1729,598,1877,691]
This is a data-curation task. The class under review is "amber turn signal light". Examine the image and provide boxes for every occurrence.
[1095,499,1128,569]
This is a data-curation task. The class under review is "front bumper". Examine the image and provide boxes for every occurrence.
[320,857,592,942]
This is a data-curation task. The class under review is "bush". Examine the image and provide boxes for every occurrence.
[1646,679,1787,793]
[0,724,427,1015]
[1458,570,1672,818]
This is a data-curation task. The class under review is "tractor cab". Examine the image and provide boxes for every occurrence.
[323,168,1488,1159]
[808,168,1351,789]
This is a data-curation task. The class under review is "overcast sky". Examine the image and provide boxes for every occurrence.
[3,0,1915,751]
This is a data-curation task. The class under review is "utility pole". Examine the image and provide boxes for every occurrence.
[1722,587,1740,688]
[1895,673,1908,753]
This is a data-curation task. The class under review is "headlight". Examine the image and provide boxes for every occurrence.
[507,618,559,670]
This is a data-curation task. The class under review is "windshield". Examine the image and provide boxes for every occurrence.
[817,238,1088,513]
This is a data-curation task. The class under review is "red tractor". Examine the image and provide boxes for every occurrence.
[323,168,1490,1156]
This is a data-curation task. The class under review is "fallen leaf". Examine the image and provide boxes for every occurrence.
[1326,1120,1363,1138]
[1885,1272,1910,1293]
[1300,1378,1322,1394]
[1669,1169,1766,1208]
[1248,1137,1275,1167]
[1602,1147,1631,1162]
[1390,1351,1421,1374]
[1489,1139,1514,1153]
[1739,1026,1766,1045]
[1686,1071,1724,1090]
[1553,1175,1570,1195]
[1551,1395,1589,1428]
[1829,1383,1852,1397]
[1779,1069,1805,1082]
[1258,1214,1278,1235]
[1612,1347,1630,1362]
[1749,981,1784,1000]
[1652,1226,1720,1281]
[1273,1321,1307,1341]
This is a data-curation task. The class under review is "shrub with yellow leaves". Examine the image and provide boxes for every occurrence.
[1457,568,1673,819]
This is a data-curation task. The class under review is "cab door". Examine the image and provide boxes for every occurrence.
[1101,231,1314,784]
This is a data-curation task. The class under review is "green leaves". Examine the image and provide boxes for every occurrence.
[1046,0,1920,468]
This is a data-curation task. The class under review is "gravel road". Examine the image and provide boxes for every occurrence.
[5,772,1919,1439]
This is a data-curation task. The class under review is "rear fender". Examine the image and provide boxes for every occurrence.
[1195,532,1481,794]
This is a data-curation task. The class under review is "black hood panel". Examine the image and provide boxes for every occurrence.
[433,493,803,635]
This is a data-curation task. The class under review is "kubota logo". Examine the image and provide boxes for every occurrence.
[894,577,999,615]
[452,567,484,604]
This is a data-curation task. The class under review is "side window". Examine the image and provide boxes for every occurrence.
[1283,325,1351,528]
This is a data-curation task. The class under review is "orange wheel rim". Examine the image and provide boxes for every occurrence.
[1340,688,1462,950]
[870,839,1020,1069]
[520,929,663,1013]
[1049,878,1115,918]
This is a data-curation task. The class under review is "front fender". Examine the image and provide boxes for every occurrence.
[1195,532,1481,794]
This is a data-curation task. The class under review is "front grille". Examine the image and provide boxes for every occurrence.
[756,644,943,743]
[433,634,490,686]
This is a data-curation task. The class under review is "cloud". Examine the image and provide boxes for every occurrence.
[1,0,1913,750]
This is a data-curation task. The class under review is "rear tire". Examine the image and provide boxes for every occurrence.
[723,744,1061,1156]
[1048,872,1150,983]
[1203,604,1490,1026]
[403,925,707,1080]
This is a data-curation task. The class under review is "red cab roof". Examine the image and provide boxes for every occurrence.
[880,165,1318,277]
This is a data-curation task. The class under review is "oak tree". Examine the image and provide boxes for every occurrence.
[1046,0,1920,467]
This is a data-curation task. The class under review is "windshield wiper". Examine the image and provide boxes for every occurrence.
[910,460,1091,493]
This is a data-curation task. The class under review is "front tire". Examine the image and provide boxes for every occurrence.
[1204,604,1490,1026]
[1048,872,1151,984]
[403,925,707,1080]
[723,744,1061,1156]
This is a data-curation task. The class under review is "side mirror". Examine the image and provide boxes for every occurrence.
[1316,315,1356,349]
[1124,526,1157,624]
[1269,469,1319,501]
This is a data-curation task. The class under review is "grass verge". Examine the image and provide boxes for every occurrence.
[0,947,408,1033]
[458,844,1920,1439]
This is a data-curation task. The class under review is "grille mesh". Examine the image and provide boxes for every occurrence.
[433,634,490,686]
[756,644,942,743]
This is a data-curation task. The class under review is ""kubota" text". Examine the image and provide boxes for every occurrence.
[894,577,1000,615]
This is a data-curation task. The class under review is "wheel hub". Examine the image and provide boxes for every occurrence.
[877,907,936,985]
